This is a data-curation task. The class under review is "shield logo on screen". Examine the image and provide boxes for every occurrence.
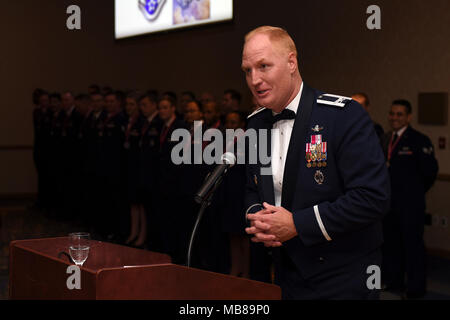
[138,0,167,21]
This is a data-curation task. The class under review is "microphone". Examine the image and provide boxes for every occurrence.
[194,152,236,204]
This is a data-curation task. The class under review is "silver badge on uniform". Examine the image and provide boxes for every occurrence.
[314,170,325,185]
[312,125,324,133]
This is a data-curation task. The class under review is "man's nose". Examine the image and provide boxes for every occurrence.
[250,71,262,86]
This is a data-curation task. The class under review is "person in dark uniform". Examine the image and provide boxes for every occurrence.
[123,91,147,248]
[60,92,84,220]
[177,100,212,266]
[75,94,93,228]
[381,99,438,299]
[97,91,127,240]
[156,96,189,262]
[138,92,163,252]
[72,94,92,224]
[82,92,107,234]
[180,91,196,116]
[202,101,223,131]
[88,84,101,95]
[352,92,384,142]
[32,89,52,211]
[222,89,242,113]
[199,92,215,107]
[48,93,66,216]
[219,111,250,277]
[242,26,390,299]
[188,101,227,272]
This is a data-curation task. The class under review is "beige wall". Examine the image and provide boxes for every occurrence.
[1,0,449,246]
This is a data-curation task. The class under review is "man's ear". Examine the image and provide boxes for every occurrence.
[287,52,298,74]
[407,113,413,123]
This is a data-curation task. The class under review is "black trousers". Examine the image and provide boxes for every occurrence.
[382,209,426,295]
[277,249,382,300]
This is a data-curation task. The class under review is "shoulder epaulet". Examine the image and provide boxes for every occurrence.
[317,94,352,108]
[247,107,267,119]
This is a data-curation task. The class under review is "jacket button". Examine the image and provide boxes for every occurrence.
[319,257,325,263]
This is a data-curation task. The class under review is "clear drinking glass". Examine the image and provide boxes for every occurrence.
[68,232,90,266]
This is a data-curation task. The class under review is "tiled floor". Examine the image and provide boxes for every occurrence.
[1,199,449,300]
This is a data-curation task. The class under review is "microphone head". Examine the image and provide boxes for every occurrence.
[221,152,236,167]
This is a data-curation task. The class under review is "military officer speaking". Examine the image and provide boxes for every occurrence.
[381,99,438,299]
[242,26,390,299]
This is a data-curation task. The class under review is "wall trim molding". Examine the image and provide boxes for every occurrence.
[427,248,450,260]
[437,174,450,182]
[0,145,33,151]
[0,193,36,200]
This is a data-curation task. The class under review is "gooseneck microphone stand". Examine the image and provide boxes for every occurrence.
[186,175,224,268]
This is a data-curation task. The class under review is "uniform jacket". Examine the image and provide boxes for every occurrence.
[382,126,438,214]
[245,84,390,281]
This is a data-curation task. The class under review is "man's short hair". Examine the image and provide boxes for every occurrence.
[353,92,370,108]
[139,92,158,104]
[88,84,100,93]
[392,99,412,114]
[181,91,196,101]
[162,91,178,104]
[102,86,113,95]
[188,100,203,112]
[126,90,142,102]
[50,92,61,101]
[63,91,74,98]
[146,89,159,98]
[90,92,103,99]
[106,90,125,104]
[159,95,176,107]
[32,88,47,105]
[224,89,242,104]
[75,94,91,102]
[244,26,298,58]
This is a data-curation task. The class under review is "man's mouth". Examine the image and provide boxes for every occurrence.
[256,89,270,97]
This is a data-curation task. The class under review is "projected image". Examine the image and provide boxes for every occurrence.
[173,0,210,25]
[115,0,232,39]
[139,0,167,22]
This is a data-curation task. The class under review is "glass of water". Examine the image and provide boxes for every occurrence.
[68,232,90,266]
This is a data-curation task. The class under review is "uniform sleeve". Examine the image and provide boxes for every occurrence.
[294,102,391,247]
[417,135,439,192]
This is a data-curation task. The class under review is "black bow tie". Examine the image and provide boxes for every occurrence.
[270,109,296,125]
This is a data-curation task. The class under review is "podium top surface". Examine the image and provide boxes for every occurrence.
[10,237,171,273]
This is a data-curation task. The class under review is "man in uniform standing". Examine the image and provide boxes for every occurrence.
[351,92,384,142]
[242,26,390,299]
[60,92,83,220]
[157,96,189,262]
[32,89,51,211]
[381,99,438,299]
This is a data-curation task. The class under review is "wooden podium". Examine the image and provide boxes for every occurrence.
[9,237,281,300]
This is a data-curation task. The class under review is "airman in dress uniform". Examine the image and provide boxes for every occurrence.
[242,26,390,299]
[381,99,438,299]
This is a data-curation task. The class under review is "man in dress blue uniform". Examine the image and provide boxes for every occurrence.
[97,91,127,240]
[156,96,190,262]
[32,90,52,211]
[60,91,84,220]
[242,26,390,299]
[351,92,384,143]
[381,99,438,299]
[138,92,163,252]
